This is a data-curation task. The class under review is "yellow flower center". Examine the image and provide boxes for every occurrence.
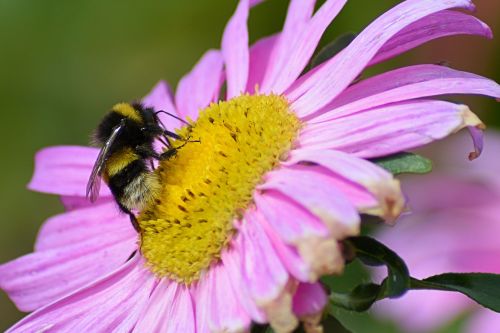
[138,94,301,283]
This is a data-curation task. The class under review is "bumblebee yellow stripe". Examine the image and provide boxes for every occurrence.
[112,103,142,123]
[105,147,140,177]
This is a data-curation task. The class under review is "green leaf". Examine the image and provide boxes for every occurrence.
[411,273,500,312]
[309,33,356,69]
[250,325,274,333]
[346,236,410,298]
[323,315,354,333]
[329,238,500,316]
[328,306,401,333]
[330,283,381,312]
[330,237,411,312]
[371,152,432,175]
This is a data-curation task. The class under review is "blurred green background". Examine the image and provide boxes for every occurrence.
[0,0,498,331]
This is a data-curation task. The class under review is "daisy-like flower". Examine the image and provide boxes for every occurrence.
[373,132,500,333]
[1,0,499,332]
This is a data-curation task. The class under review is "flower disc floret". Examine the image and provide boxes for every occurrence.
[139,94,301,283]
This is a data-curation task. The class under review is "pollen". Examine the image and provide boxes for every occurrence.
[138,94,301,283]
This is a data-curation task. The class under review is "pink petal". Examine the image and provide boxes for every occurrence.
[287,0,475,117]
[238,210,289,304]
[373,208,500,332]
[322,169,378,210]
[400,174,497,212]
[301,100,484,159]
[260,0,346,94]
[142,80,183,130]
[196,264,251,332]
[370,10,492,66]
[262,0,317,95]
[285,149,404,221]
[468,125,484,160]
[282,0,316,30]
[28,146,111,198]
[425,132,500,190]
[255,191,345,279]
[222,0,250,99]
[7,256,155,333]
[374,291,470,332]
[466,310,500,333]
[376,210,500,280]
[259,166,360,239]
[133,281,195,333]
[175,50,224,120]
[310,64,500,123]
[35,201,134,251]
[221,247,267,323]
[0,203,136,312]
[292,282,327,317]
[249,0,264,6]
[60,195,112,211]
[254,191,329,244]
[246,34,279,93]
[255,209,312,282]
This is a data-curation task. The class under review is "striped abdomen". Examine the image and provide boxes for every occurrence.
[105,147,161,212]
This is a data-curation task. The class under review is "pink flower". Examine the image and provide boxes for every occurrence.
[1,0,499,332]
[373,132,500,333]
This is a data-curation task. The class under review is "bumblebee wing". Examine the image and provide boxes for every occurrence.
[86,119,125,202]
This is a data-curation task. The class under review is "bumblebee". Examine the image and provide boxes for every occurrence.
[86,102,188,231]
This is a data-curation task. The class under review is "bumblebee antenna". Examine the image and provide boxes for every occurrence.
[155,110,190,126]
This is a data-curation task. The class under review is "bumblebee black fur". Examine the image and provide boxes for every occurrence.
[87,102,179,231]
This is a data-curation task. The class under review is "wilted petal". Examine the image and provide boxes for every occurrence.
[293,283,327,332]
[222,0,250,99]
[254,191,329,244]
[285,149,404,221]
[468,125,485,160]
[255,191,343,279]
[7,256,155,333]
[287,0,475,116]
[175,50,224,120]
[301,100,484,159]
[259,166,360,239]
[28,146,111,198]
[310,64,500,123]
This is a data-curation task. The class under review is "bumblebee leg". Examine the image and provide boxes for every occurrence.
[117,201,141,232]
[163,129,183,140]
[159,148,178,160]
[155,110,190,126]
[157,137,171,148]
[135,144,159,159]
[129,213,140,232]
[126,250,137,261]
